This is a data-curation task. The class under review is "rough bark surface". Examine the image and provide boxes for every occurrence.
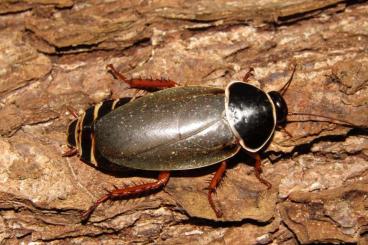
[0,0,367,244]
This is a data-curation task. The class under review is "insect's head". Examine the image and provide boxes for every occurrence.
[269,64,363,132]
[267,64,296,128]
[268,91,288,126]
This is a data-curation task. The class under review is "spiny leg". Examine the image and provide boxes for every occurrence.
[208,161,227,218]
[248,153,272,189]
[66,105,79,118]
[106,64,177,90]
[242,67,254,83]
[81,171,170,223]
[62,147,78,157]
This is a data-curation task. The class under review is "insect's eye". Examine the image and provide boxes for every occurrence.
[268,91,288,126]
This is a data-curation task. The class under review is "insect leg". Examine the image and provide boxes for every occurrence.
[208,161,227,218]
[66,105,79,118]
[106,64,177,90]
[81,171,170,223]
[62,147,78,157]
[248,153,272,189]
[242,67,254,82]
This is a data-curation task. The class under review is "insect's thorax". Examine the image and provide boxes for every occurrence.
[225,82,276,152]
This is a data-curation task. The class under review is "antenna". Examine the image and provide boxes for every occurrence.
[287,112,365,129]
[279,63,297,95]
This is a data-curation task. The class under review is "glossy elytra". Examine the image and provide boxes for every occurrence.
[64,64,334,222]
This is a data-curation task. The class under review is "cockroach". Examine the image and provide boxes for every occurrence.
[64,64,360,222]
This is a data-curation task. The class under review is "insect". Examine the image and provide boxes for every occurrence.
[64,64,358,222]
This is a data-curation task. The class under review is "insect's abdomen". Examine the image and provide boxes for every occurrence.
[66,98,133,165]
[95,87,240,171]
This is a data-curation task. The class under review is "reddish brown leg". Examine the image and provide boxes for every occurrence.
[248,153,272,189]
[81,171,170,223]
[66,105,79,118]
[106,64,177,90]
[242,67,254,82]
[280,127,293,138]
[62,147,78,157]
[208,161,227,218]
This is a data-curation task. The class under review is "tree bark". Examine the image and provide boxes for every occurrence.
[0,0,367,244]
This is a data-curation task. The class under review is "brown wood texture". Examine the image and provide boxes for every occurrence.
[0,0,367,244]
